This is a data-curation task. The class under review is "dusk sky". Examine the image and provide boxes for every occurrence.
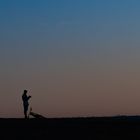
[1,0,140,118]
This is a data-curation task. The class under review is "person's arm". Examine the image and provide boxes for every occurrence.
[27,96,31,100]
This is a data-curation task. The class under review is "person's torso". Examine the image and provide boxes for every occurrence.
[22,94,29,106]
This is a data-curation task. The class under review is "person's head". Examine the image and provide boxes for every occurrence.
[24,90,28,94]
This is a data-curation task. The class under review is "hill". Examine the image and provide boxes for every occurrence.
[1,116,140,139]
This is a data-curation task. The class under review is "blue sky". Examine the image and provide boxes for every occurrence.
[1,0,140,117]
[1,0,140,48]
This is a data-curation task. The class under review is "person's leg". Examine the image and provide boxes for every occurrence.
[24,105,28,119]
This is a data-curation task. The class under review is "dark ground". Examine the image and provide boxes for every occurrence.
[1,116,140,140]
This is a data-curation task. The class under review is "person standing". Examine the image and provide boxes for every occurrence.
[22,90,31,118]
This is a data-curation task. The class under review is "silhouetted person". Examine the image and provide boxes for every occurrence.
[22,90,31,118]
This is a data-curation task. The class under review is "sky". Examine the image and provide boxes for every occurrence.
[1,0,140,118]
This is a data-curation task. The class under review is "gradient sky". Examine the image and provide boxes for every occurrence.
[1,0,140,118]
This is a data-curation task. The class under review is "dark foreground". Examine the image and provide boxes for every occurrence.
[1,116,140,140]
